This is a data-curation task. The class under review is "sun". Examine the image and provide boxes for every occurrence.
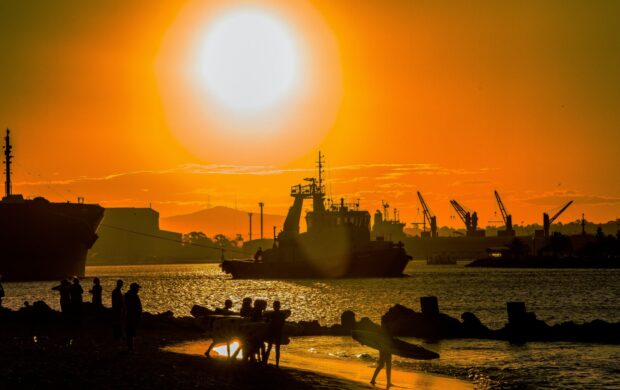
[196,9,301,115]
[156,0,342,164]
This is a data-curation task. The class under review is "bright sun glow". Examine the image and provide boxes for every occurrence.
[197,9,301,115]
[212,341,241,359]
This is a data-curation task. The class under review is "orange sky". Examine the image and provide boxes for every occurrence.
[1,0,619,231]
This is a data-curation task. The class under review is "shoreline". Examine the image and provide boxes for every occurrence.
[0,304,380,389]
[165,339,473,390]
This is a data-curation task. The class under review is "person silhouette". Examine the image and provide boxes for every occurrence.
[89,277,103,309]
[253,247,263,262]
[52,279,71,314]
[370,316,393,389]
[124,282,142,351]
[263,300,290,367]
[0,274,4,308]
[240,297,253,317]
[215,299,235,315]
[112,279,124,339]
[246,299,267,362]
[70,277,84,314]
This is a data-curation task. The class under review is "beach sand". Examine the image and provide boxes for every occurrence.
[0,306,372,389]
[165,339,473,390]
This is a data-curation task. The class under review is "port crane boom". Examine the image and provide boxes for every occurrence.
[450,199,480,236]
[494,190,515,236]
[417,191,437,238]
[450,200,468,225]
[550,201,573,223]
[542,200,573,239]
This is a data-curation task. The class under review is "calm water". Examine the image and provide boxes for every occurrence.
[3,262,620,388]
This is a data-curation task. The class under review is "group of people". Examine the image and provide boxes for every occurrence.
[207,297,289,367]
[51,277,91,314]
[51,277,143,351]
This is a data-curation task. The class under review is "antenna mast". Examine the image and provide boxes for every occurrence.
[317,151,324,192]
[4,129,13,198]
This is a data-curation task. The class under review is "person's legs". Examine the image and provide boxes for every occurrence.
[258,342,265,362]
[275,342,281,367]
[264,342,273,364]
[204,340,215,358]
[371,352,385,385]
[231,339,243,359]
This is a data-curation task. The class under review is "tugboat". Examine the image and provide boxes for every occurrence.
[0,129,104,280]
[221,153,411,279]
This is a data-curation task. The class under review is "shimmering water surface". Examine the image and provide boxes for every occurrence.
[4,261,620,388]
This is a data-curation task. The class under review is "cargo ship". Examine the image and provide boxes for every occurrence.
[221,153,411,279]
[0,130,104,281]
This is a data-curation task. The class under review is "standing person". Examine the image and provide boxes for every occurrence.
[70,277,84,314]
[250,299,266,322]
[89,277,103,309]
[263,300,290,367]
[124,283,142,351]
[0,274,4,308]
[370,316,393,389]
[52,279,72,314]
[239,297,253,317]
[111,280,124,339]
[246,299,267,362]
[253,247,263,262]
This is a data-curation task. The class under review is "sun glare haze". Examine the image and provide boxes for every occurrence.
[156,0,342,164]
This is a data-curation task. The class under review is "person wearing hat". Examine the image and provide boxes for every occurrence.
[124,282,142,351]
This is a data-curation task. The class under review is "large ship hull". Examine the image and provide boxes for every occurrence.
[221,244,411,279]
[0,200,104,281]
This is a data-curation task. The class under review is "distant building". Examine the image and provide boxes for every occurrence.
[88,207,184,264]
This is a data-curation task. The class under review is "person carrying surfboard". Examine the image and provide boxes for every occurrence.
[262,300,290,367]
[370,316,393,389]
[352,315,439,388]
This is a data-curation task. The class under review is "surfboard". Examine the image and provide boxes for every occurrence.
[352,330,439,360]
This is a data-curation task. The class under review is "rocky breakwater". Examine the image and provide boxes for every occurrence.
[236,296,619,344]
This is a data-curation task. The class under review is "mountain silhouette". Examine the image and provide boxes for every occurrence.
[160,206,286,238]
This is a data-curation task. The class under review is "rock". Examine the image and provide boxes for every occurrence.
[461,312,493,338]
[382,304,463,339]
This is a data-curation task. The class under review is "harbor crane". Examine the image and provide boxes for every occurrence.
[450,199,484,237]
[417,191,437,238]
[537,200,573,239]
[494,190,515,236]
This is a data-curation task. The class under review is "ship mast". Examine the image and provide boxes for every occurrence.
[317,151,324,191]
[313,151,326,212]
[4,129,12,198]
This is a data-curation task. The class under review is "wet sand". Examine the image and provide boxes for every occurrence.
[165,339,473,390]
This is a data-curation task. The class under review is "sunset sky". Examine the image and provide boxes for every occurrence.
[1,0,619,231]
